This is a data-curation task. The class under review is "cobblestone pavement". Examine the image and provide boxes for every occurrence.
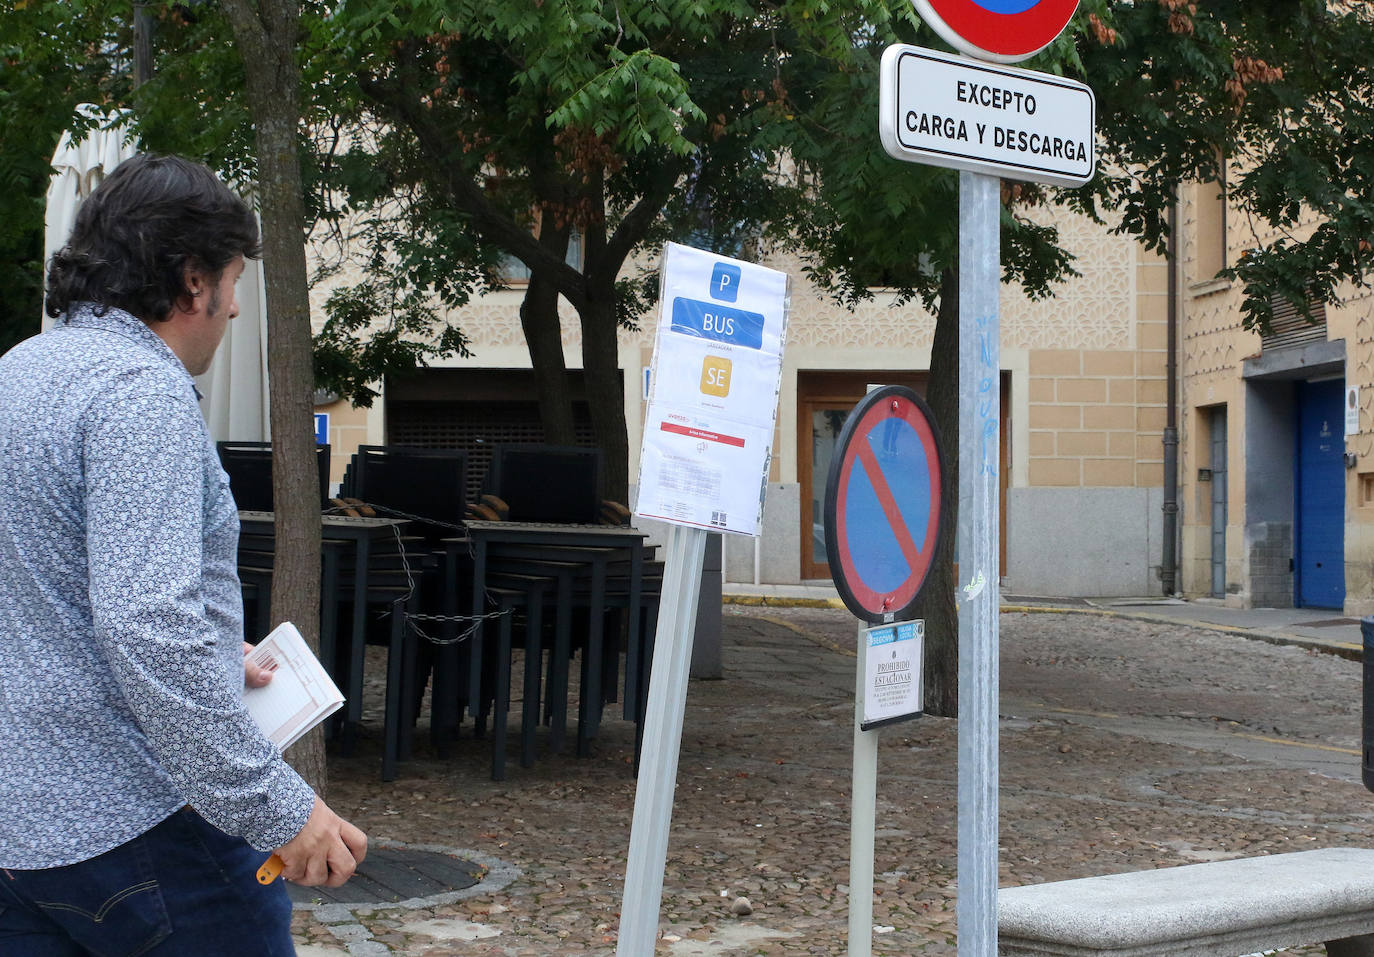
[291,605,1374,956]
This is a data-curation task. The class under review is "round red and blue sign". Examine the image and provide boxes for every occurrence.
[823,386,945,623]
[912,0,1079,63]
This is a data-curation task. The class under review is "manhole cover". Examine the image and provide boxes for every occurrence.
[285,845,486,906]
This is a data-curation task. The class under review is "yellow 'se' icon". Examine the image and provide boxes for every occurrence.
[700,356,732,397]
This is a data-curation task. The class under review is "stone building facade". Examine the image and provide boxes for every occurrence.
[311,198,1174,599]
[1176,178,1374,613]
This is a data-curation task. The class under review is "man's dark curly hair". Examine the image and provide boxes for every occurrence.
[45,153,262,322]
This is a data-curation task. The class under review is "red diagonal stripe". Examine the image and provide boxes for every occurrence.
[855,437,922,573]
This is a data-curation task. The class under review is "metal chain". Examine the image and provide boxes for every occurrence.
[322,500,502,647]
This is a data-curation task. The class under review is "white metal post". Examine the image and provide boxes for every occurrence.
[956,169,1001,957]
[617,523,708,956]
[848,622,877,957]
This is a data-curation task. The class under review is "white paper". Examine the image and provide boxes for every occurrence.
[635,243,790,536]
[861,620,924,728]
[243,621,345,752]
[637,418,777,532]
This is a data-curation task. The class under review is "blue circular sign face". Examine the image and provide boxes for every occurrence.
[823,386,945,623]
[912,0,1079,63]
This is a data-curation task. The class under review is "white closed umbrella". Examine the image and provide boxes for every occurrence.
[42,105,270,443]
[42,104,140,332]
[195,251,271,443]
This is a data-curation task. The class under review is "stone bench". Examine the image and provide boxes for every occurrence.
[998,848,1374,956]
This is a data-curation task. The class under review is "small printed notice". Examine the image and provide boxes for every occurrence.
[861,620,924,730]
[635,242,791,536]
[1347,386,1360,437]
[243,621,345,752]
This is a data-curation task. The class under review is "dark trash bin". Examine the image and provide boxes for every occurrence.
[1363,617,1374,792]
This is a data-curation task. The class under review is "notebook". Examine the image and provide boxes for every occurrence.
[243,621,344,752]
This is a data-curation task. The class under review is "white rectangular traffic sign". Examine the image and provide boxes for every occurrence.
[879,44,1095,187]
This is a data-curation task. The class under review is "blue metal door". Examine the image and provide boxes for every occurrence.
[1296,379,1345,608]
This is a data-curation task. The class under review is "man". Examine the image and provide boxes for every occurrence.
[0,153,366,956]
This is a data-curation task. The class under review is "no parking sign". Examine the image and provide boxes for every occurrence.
[830,386,944,952]
[823,385,945,623]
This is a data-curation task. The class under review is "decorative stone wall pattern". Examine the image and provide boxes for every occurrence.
[307,202,1138,361]
[1004,212,1137,352]
[778,208,1136,354]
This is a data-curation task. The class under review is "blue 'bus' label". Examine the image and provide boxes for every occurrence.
[671,297,764,349]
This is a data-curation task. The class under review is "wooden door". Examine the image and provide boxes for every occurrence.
[796,370,1009,582]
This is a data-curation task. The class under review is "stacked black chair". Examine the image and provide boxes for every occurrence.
[466,444,665,777]
[228,440,330,647]
[233,510,423,780]
[224,439,435,780]
[338,458,358,500]
[481,444,602,524]
[472,445,600,767]
[344,445,471,768]
[319,523,429,781]
[216,440,331,513]
[351,445,468,543]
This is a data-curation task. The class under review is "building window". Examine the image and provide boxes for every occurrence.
[499,231,583,285]
[1260,288,1328,351]
[1194,169,1227,283]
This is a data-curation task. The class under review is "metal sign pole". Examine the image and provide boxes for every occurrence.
[617,523,708,956]
[878,8,1085,955]
[848,620,877,957]
[956,169,1001,957]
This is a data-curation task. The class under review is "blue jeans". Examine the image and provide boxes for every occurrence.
[0,807,294,957]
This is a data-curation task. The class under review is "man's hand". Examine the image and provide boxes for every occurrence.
[274,797,367,887]
[243,641,274,689]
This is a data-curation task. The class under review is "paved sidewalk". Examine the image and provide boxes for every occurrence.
[291,600,1373,956]
[724,581,1367,658]
[1067,595,1364,658]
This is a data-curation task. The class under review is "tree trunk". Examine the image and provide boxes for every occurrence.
[520,230,577,447]
[221,0,326,794]
[578,292,630,504]
[915,267,960,718]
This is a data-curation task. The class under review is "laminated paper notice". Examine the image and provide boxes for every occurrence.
[635,242,790,536]
[861,620,924,730]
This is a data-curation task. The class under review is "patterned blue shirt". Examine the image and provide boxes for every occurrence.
[0,303,315,868]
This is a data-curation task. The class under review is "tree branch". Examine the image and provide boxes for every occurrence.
[357,72,589,311]
[600,158,684,280]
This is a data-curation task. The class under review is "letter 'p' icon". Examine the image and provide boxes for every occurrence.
[710,263,741,302]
